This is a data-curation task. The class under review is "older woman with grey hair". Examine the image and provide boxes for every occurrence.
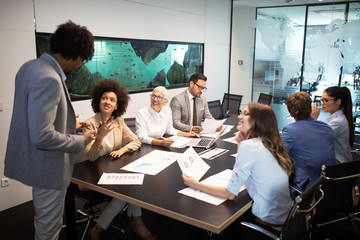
[136,86,198,147]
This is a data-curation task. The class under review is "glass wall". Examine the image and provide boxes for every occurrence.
[253,6,306,104]
[253,2,360,108]
[302,4,346,97]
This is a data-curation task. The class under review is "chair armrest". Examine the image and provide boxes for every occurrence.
[290,185,303,194]
[240,221,278,239]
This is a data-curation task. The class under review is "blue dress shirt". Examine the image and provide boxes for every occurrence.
[281,117,336,195]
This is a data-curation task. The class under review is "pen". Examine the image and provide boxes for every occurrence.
[198,127,202,131]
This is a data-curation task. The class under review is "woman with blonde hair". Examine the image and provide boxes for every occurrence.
[183,103,293,237]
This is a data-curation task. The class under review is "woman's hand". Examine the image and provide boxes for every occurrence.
[234,131,247,144]
[311,102,320,120]
[109,147,128,159]
[97,118,114,140]
[161,138,174,148]
[182,174,198,189]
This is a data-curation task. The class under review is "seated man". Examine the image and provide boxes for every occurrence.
[281,92,336,198]
[136,86,198,147]
[170,73,222,133]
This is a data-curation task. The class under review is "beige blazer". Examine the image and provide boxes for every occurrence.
[84,113,141,161]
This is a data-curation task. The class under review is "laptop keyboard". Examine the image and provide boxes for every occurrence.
[197,139,213,147]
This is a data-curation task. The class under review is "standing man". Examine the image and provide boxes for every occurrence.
[4,21,96,240]
[170,73,222,133]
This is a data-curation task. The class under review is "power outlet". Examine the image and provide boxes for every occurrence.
[1,178,10,187]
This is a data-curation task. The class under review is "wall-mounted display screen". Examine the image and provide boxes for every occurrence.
[36,33,204,101]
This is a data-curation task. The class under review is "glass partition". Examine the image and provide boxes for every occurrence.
[253,6,306,104]
[251,2,360,129]
[302,4,347,98]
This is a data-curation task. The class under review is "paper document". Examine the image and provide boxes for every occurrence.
[179,169,246,205]
[98,173,144,185]
[222,136,237,144]
[121,150,182,175]
[177,147,210,181]
[198,148,229,160]
[169,136,191,148]
[201,118,226,132]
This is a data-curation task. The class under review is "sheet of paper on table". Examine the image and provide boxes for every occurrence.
[121,149,182,175]
[169,135,191,148]
[179,169,246,205]
[98,173,144,185]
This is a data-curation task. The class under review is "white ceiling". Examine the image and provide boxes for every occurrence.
[233,0,358,8]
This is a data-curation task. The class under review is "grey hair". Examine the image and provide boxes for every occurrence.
[153,86,169,100]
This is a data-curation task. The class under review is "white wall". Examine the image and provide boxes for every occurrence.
[0,0,231,211]
[229,5,256,109]
[0,0,36,212]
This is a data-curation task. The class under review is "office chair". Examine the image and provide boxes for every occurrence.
[240,174,325,240]
[207,100,224,119]
[313,95,322,105]
[257,93,273,106]
[311,160,360,236]
[221,93,243,117]
[64,183,126,240]
[124,117,136,133]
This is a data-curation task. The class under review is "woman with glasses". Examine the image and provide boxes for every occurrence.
[312,86,354,163]
[182,103,293,237]
[84,79,156,240]
[136,86,199,147]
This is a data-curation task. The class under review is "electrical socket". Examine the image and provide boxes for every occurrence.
[1,178,10,187]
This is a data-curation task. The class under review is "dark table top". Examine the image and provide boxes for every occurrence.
[71,116,252,233]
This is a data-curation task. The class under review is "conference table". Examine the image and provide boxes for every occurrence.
[65,115,253,239]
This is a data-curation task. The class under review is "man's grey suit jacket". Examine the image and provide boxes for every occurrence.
[5,54,84,190]
[170,90,213,132]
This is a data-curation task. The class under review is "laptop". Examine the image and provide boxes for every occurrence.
[186,126,227,149]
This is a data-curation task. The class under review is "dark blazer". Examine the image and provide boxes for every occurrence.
[4,53,84,190]
[170,90,213,132]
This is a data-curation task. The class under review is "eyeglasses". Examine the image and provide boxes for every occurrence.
[240,111,250,116]
[150,94,165,101]
[321,98,336,103]
[194,82,207,91]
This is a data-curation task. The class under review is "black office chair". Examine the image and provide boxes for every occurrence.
[221,93,243,117]
[313,95,322,105]
[124,117,136,133]
[311,160,360,236]
[240,174,325,240]
[63,183,114,240]
[207,100,224,119]
[257,93,273,106]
